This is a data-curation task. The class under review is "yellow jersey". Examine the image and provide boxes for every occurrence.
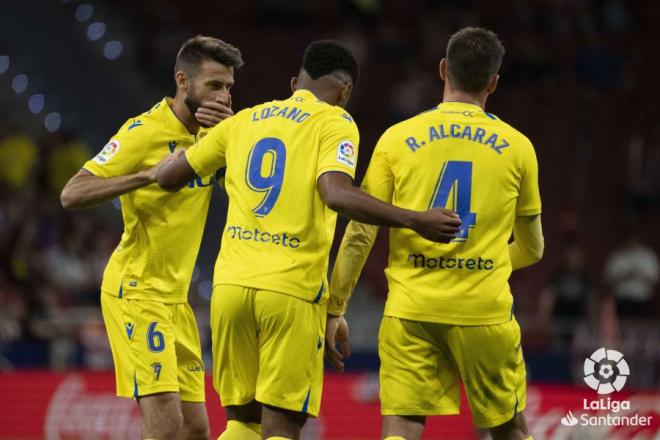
[83,98,217,303]
[186,89,359,303]
[334,101,541,325]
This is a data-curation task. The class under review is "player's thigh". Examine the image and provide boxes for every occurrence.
[124,299,180,398]
[378,316,460,416]
[254,290,326,417]
[446,318,527,429]
[173,303,206,403]
[101,292,133,397]
[210,284,259,406]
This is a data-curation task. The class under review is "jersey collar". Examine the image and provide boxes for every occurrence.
[437,101,484,112]
[162,97,197,136]
[291,89,320,102]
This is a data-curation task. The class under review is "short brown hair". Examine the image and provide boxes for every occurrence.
[175,35,244,75]
[446,27,505,93]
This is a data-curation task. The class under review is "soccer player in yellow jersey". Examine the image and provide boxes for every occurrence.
[328,28,544,440]
[157,40,462,440]
[60,36,243,439]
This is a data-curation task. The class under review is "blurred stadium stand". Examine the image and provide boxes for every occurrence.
[0,0,659,438]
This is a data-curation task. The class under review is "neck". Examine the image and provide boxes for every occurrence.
[171,93,200,134]
[442,87,487,110]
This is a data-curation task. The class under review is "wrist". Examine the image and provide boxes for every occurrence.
[139,168,156,184]
[402,209,420,230]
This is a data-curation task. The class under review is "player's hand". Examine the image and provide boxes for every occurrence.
[411,208,462,243]
[195,98,233,127]
[146,149,186,183]
[325,314,351,372]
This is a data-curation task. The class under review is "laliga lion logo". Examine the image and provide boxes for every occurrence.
[583,348,630,394]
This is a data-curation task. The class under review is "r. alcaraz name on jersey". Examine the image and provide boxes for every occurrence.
[186,89,359,304]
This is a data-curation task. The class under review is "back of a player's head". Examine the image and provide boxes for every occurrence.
[175,35,244,76]
[446,27,505,93]
[302,40,359,85]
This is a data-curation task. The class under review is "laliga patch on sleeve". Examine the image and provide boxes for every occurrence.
[336,140,356,168]
[93,140,120,164]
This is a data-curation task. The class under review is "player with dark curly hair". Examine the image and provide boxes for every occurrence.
[158,39,461,440]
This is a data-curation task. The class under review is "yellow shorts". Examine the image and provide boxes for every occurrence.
[101,292,205,402]
[379,316,526,428]
[210,284,326,416]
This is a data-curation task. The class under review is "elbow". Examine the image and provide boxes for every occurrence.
[322,188,349,213]
[157,177,181,192]
[156,171,182,193]
[324,195,342,212]
[60,187,77,210]
[530,240,544,264]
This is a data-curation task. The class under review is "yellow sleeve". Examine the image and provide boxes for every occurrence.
[328,134,395,315]
[517,140,542,215]
[509,214,544,270]
[316,111,360,180]
[186,116,233,178]
[82,120,152,177]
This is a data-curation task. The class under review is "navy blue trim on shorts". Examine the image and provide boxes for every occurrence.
[301,387,311,413]
[133,371,139,398]
[312,284,323,304]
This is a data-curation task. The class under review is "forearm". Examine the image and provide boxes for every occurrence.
[329,221,379,316]
[327,184,417,228]
[509,215,544,270]
[60,170,152,209]
[157,155,197,191]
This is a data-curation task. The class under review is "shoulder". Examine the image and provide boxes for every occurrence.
[319,106,359,136]
[115,102,164,139]
[489,115,533,148]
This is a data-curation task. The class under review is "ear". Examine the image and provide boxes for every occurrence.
[175,70,187,92]
[486,73,499,95]
[439,58,448,82]
[290,76,298,94]
[338,83,352,108]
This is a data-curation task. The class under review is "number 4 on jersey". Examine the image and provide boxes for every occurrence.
[428,161,476,241]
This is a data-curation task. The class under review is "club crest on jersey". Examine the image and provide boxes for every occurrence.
[93,140,120,164]
[151,361,162,381]
[337,140,355,168]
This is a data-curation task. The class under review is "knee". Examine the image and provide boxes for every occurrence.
[143,408,183,439]
[183,418,210,440]
[163,411,185,437]
[489,413,529,440]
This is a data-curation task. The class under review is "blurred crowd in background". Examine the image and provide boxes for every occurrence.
[0,0,659,390]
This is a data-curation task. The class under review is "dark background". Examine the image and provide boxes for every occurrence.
[0,0,658,389]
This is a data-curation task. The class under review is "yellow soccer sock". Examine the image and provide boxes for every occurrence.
[217,420,262,440]
[384,437,406,440]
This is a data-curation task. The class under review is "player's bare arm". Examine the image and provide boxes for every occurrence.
[317,171,461,244]
[156,152,197,192]
[60,150,184,210]
[325,315,350,372]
